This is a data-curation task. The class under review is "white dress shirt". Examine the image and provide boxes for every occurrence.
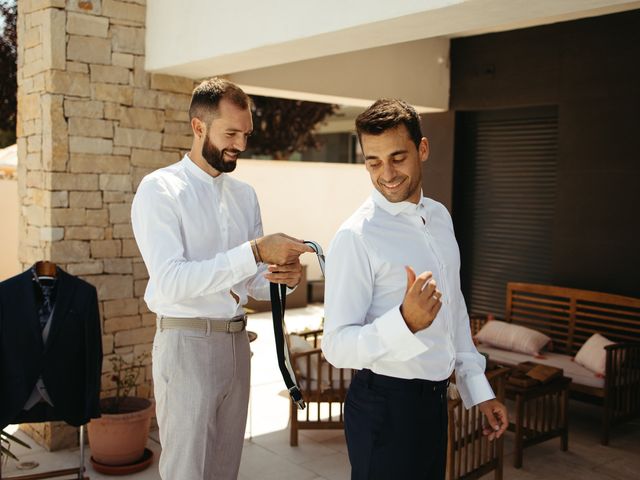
[131,155,270,318]
[322,189,494,408]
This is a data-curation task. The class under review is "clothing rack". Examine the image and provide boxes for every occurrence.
[0,425,87,480]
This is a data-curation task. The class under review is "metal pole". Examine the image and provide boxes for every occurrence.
[78,425,85,479]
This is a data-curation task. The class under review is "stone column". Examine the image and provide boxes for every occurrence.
[16,0,195,449]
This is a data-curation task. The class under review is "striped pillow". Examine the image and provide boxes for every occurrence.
[475,320,551,355]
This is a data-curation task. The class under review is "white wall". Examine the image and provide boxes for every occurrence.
[0,179,20,281]
[234,160,373,280]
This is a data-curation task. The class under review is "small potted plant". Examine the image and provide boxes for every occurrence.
[1,429,31,469]
[87,352,154,470]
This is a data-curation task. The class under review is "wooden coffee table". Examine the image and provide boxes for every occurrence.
[505,374,571,468]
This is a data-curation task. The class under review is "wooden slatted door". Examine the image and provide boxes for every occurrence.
[454,107,559,317]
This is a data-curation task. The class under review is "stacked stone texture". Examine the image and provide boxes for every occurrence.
[16,0,196,444]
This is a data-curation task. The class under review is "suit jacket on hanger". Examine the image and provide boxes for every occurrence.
[0,267,102,429]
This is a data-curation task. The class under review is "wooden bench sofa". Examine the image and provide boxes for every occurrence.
[471,282,640,445]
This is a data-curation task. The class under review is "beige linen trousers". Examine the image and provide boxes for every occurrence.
[152,325,251,479]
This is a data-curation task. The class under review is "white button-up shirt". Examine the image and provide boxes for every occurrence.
[131,155,269,318]
[322,189,494,408]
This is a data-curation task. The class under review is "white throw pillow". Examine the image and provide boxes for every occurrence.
[288,334,314,354]
[475,320,551,355]
[288,334,319,380]
[574,333,615,376]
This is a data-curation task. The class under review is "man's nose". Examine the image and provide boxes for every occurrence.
[233,135,247,152]
[381,162,396,180]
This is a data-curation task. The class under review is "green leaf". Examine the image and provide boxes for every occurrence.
[0,430,31,449]
[1,444,20,461]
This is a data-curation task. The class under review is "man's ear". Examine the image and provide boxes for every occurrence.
[419,137,430,163]
[191,117,205,139]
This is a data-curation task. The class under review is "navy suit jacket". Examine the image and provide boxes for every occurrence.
[0,268,102,429]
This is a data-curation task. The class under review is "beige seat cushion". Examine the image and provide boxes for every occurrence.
[574,333,614,376]
[477,345,605,389]
[475,320,551,355]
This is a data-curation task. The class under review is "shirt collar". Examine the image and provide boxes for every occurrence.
[371,188,427,218]
[182,154,224,184]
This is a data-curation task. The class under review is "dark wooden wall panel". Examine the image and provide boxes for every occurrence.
[421,111,456,211]
[451,10,640,297]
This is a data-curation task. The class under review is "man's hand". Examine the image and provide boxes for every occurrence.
[478,399,508,441]
[400,266,443,333]
[264,259,303,288]
[255,233,313,265]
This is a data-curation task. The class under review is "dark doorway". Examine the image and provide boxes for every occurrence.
[453,107,558,317]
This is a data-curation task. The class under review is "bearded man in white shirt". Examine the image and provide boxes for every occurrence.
[131,78,312,480]
[322,99,508,479]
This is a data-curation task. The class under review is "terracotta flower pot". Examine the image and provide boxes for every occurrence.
[88,397,154,466]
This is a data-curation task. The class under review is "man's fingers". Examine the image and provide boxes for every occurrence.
[409,271,433,296]
[405,266,416,295]
[265,273,299,283]
[485,411,500,434]
[494,406,509,438]
[281,241,314,257]
[429,300,442,319]
[277,233,314,253]
[479,400,508,442]
[426,289,442,308]
[423,278,436,294]
[268,263,301,273]
[482,425,497,441]
[279,232,303,242]
[297,242,316,253]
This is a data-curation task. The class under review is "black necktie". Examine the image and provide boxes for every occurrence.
[31,266,56,331]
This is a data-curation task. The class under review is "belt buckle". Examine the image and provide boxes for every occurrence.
[226,320,231,333]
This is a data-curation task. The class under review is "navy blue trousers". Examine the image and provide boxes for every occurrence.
[345,369,449,480]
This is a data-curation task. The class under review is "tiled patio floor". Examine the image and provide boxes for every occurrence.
[2,305,639,479]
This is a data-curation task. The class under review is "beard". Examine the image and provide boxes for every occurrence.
[202,133,240,173]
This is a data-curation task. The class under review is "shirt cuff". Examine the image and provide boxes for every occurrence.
[375,304,431,362]
[457,373,496,409]
[227,241,258,282]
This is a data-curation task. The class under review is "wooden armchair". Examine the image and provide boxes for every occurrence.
[447,367,509,480]
[287,329,354,446]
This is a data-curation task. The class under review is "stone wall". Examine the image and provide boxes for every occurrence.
[16,0,195,449]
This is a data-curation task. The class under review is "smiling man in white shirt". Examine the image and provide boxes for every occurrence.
[131,78,312,480]
[322,99,508,479]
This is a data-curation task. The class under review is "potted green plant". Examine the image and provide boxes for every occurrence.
[1,429,31,468]
[87,352,154,469]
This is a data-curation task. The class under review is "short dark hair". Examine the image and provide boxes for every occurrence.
[355,99,423,149]
[189,78,251,123]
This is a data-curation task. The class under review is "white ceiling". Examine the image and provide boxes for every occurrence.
[146,0,640,78]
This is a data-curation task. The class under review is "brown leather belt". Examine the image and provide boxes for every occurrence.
[156,315,247,334]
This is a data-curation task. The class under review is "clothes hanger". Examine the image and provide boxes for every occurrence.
[35,260,57,280]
